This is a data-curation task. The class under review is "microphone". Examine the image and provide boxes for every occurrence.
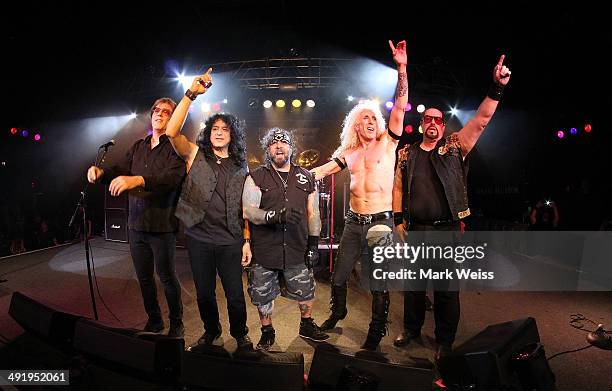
[99,140,115,149]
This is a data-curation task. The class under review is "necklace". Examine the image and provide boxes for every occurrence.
[214,153,226,165]
[273,167,288,189]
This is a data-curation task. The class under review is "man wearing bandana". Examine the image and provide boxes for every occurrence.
[242,128,329,350]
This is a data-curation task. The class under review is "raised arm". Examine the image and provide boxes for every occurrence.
[388,40,408,137]
[457,55,511,157]
[165,68,213,162]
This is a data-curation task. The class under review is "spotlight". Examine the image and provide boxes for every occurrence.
[292,99,302,108]
[557,130,565,139]
[306,99,316,108]
[212,103,221,112]
[21,130,29,137]
[201,102,211,112]
[199,122,205,130]
[417,104,425,113]
[223,98,228,104]
[263,100,273,109]
[405,102,412,112]
[584,123,592,133]
[404,125,413,134]
[248,99,258,108]
[570,127,578,135]
[347,95,354,102]
[385,101,394,110]
[449,107,459,116]
[34,134,41,141]
[129,112,137,119]
[10,127,18,135]
[276,99,286,108]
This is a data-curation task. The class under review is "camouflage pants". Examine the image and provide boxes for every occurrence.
[247,263,315,306]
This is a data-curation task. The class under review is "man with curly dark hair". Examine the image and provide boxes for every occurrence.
[165,69,252,351]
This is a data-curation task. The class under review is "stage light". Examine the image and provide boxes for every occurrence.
[405,102,412,112]
[417,104,425,113]
[557,130,565,139]
[263,100,273,109]
[418,125,423,134]
[248,99,258,108]
[404,125,413,134]
[449,107,459,116]
[570,127,577,135]
[34,134,41,141]
[584,123,592,133]
[347,96,354,102]
[306,100,315,108]
[129,112,137,119]
[223,98,228,104]
[21,130,29,137]
[212,103,221,112]
[292,99,302,108]
[385,101,394,110]
[199,122,205,130]
[276,99,286,108]
[10,127,18,135]
[201,102,211,112]
[371,99,380,107]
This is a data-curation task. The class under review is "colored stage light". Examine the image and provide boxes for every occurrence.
[417,104,425,113]
[385,101,393,110]
[10,127,18,135]
[292,99,302,108]
[405,102,412,112]
[275,100,286,108]
[584,123,592,133]
[557,130,564,139]
[570,127,577,135]
[306,100,315,108]
[34,134,41,141]
[263,100,273,109]
[404,125,413,133]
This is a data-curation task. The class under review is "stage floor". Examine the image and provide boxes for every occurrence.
[1,238,611,390]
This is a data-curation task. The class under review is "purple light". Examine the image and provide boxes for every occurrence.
[405,102,412,112]
[385,101,393,110]
[147,129,153,136]
[34,134,41,141]
[557,130,565,139]
[570,127,577,135]
[21,130,29,137]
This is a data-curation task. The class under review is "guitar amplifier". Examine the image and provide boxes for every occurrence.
[105,189,129,243]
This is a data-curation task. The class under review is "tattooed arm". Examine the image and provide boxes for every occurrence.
[242,175,267,224]
[307,190,321,236]
[388,40,408,137]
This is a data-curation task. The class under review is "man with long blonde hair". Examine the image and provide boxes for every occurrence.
[311,40,408,350]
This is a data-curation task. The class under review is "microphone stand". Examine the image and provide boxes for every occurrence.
[68,145,111,320]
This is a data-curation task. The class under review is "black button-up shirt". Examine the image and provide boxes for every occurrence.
[102,134,186,232]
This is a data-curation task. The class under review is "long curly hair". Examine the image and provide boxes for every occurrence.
[196,112,247,168]
[332,100,386,158]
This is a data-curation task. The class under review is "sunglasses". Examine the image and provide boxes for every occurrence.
[152,107,173,116]
[422,115,445,125]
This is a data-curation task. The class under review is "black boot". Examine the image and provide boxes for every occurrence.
[320,284,348,331]
[361,291,390,351]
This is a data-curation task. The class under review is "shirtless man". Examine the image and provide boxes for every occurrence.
[311,40,407,350]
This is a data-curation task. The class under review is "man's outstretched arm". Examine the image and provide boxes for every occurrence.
[388,40,408,138]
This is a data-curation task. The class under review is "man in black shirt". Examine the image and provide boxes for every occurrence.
[87,97,186,337]
[242,128,329,350]
[392,55,512,361]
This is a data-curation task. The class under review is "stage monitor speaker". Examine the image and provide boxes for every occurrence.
[105,209,129,243]
[308,343,434,391]
[8,291,82,347]
[104,187,129,209]
[438,317,546,391]
[181,345,304,391]
[73,318,183,383]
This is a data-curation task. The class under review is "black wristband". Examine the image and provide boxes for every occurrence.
[308,235,319,247]
[393,212,404,226]
[387,128,402,140]
[487,83,504,101]
[333,157,346,170]
[185,89,198,101]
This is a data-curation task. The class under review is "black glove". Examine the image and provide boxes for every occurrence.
[304,236,320,269]
[264,207,303,225]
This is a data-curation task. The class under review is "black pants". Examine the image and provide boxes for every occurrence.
[129,230,183,324]
[403,222,460,346]
[186,236,248,338]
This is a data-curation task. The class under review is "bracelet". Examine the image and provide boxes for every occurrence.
[487,83,504,101]
[243,238,251,243]
[185,89,198,101]
[393,212,404,227]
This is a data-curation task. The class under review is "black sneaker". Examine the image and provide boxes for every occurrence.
[168,322,185,338]
[144,318,164,333]
[393,330,421,347]
[299,318,329,342]
[196,331,223,346]
[256,325,276,351]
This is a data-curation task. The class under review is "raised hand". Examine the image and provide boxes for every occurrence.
[190,67,213,95]
[389,40,407,66]
[493,55,511,86]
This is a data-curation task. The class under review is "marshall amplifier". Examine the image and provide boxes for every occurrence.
[105,189,129,243]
